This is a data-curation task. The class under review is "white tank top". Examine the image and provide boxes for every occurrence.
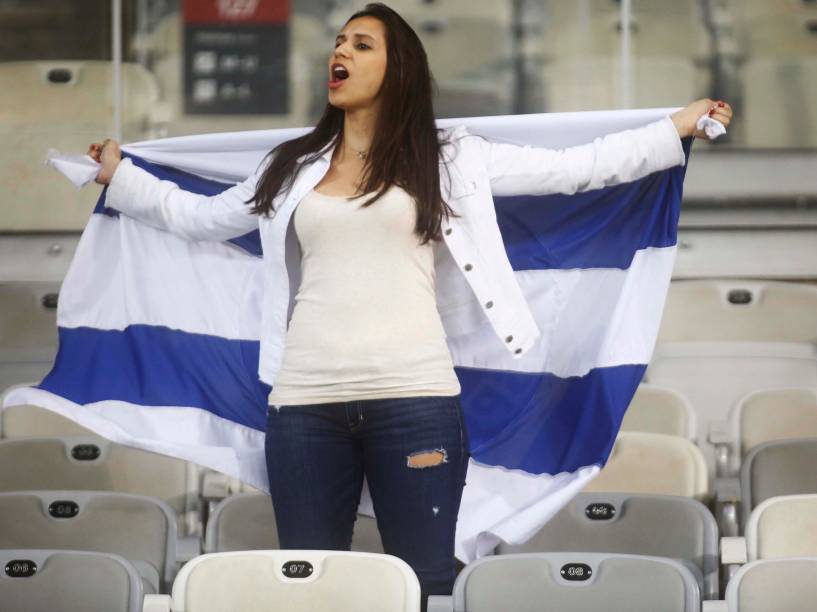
[266,184,461,406]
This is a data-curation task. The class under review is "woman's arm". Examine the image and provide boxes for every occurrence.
[104,157,262,242]
[474,99,732,197]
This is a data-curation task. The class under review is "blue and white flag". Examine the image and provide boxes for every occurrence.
[3,108,693,562]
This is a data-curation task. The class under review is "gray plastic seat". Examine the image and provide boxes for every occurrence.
[0,436,200,535]
[429,552,700,612]
[496,492,718,599]
[205,492,383,553]
[0,549,143,612]
[740,437,817,527]
[0,491,177,593]
[725,557,817,612]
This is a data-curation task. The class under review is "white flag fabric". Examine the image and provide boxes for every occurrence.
[4,108,699,562]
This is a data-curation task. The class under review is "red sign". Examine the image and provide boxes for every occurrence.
[183,0,290,25]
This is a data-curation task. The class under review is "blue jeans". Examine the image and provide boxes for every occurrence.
[265,394,470,611]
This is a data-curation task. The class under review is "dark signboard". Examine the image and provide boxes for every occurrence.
[183,0,290,115]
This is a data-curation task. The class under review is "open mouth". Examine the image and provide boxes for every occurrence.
[331,64,349,81]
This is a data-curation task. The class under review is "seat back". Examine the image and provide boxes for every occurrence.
[745,494,817,561]
[582,432,709,500]
[205,492,384,554]
[726,557,817,612]
[620,384,696,439]
[741,438,817,527]
[0,549,143,612]
[168,550,419,612]
[496,492,717,599]
[0,491,176,593]
[452,552,700,612]
[1,402,97,438]
[738,388,817,457]
[657,281,817,343]
[0,436,197,530]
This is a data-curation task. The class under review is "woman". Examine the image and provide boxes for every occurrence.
[89,3,732,608]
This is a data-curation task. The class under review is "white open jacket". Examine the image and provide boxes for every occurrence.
[105,116,686,388]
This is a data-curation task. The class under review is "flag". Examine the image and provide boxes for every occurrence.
[3,108,693,562]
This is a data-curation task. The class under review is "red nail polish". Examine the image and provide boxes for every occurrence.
[717,101,725,107]
[708,109,715,116]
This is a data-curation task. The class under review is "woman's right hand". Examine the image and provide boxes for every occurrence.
[87,138,122,185]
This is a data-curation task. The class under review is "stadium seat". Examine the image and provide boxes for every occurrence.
[709,387,817,477]
[656,281,817,343]
[582,432,709,501]
[620,383,696,439]
[646,343,817,477]
[1,398,97,438]
[0,490,181,593]
[0,61,164,231]
[0,282,60,392]
[204,492,384,554]
[0,549,143,612]
[745,494,817,561]
[0,436,201,536]
[142,550,420,612]
[495,492,718,599]
[740,438,817,530]
[725,557,817,612]
[427,552,701,612]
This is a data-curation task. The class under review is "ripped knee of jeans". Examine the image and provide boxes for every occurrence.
[406,447,448,469]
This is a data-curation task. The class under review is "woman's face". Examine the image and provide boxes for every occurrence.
[328,16,388,112]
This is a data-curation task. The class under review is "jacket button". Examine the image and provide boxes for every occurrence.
[464,263,473,271]
[485,301,493,309]
[514,348,522,354]
[505,335,513,343]
[469,180,477,190]
[444,228,452,235]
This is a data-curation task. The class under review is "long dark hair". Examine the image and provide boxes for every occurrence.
[245,2,458,245]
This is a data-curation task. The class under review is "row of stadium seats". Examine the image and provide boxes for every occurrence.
[3,417,817,592]
[4,546,817,611]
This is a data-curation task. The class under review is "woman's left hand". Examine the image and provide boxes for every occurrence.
[670,99,734,139]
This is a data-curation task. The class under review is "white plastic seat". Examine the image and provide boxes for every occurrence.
[582,432,709,501]
[205,492,384,554]
[1,388,98,437]
[745,494,817,561]
[496,492,718,599]
[0,549,143,612]
[143,550,420,612]
[620,383,696,439]
[428,552,701,612]
[725,557,817,612]
[0,436,200,535]
[657,281,817,343]
[0,490,179,593]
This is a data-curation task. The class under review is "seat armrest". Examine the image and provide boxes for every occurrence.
[714,477,741,504]
[176,535,202,563]
[708,420,734,477]
[143,594,172,612]
[721,536,747,565]
[427,595,453,612]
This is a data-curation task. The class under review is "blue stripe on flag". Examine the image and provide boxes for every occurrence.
[38,322,644,475]
[93,153,263,257]
[497,136,692,271]
[455,364,646,474]
[37,325,272,431]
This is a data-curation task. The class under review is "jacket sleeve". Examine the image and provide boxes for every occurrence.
[104,156,265,241]
[475,115,687,197]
